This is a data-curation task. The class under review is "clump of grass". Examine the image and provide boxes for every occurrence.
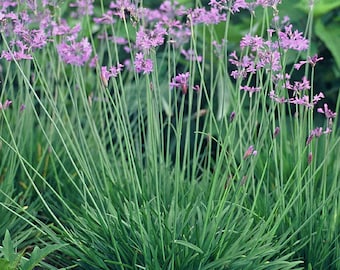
[0,0,339,269]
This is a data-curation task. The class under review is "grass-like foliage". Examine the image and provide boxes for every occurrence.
[0,0,339,269]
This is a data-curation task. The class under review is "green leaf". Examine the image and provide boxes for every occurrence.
[176,0,192,5]
[173,240,204,254]
[0,259,11,270]
[296,0,340,17]
[0,258,19,270]
[314,19,340,69]
[2,230,15,262]
[0,230,22,270]
[21,244,66,270]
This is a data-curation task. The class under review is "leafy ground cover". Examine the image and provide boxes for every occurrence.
[0,0,339,269]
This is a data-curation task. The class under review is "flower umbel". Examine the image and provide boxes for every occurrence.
[170,72,190,94]
[57,38,92,66]
[101,64,124,86]
[134,52,153,74]
[294,54,324,70]
[317,103,336,120]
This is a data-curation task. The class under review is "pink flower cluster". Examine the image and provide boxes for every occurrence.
[306,126,332,145]
[227,14,337,146]
[136,25,167,51]
[0,0,94,66]
[228,16,328,112]
[230,21,309,81]
[101,64,124,87]
[187,6,226,25]
[105,0,284,75]
[134,52,153,75]
[56,38,92,66]
[294,54,324,70]
[69,0,94,18]
[0,9,49,61]
[170,72,190,94]
[209,0,281,14]
[181,49,202,62]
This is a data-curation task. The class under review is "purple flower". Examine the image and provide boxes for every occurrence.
[52,20,81,40]
[312,92,324,105]
[209,0,227,10]
[89,55,98,68]
[136,24,167,50]
[308,152,313,165]
[109,0,137,19]
[0,100,12,110]
[1,11,49,52]
[317,103,336,120]
[317,102,336,130]
[212,39,227,57]
[240,34,264,51]
[273,126,280,138]
[273,72,291,84]
[101,64,124,86]
[229,111,236,122]
[269,91,287,104]
[187,7,226,25]
[93,11,115,24]
[170,72,190,94]
[240,85,261,97]
[57,38,92,66]
[137,0,186,23]
[110,36,128,45]
[309,54,324,66]
[181,49,202,62]
[306,127,331,145]
[278,24,309,51]
[229,53,256,78]
[286,76,311,92]
[243,145,257,159]
[231,0,281,13]
[69,0,94,17]
[288,95,312,108]
[230,70,247,79]
[193,85,200,91]
[24,29,48,49]
[1,40,33,61]
[257,49,281,71]
[230,35,282,78]
[167,26,191,48]
[256,0,281,8]
[288,93,325,108]
[231,0,249,13]
[294,62,304,71]
[0,1,17,11]
[229,51,240,66]
[134,52,153,74]
[294,54,324,70]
